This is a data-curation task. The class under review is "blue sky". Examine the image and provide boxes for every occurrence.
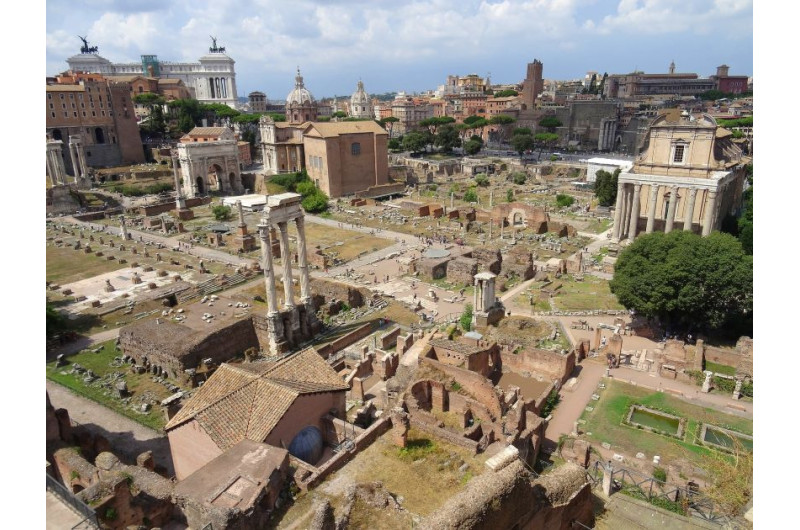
[46,0,753,101]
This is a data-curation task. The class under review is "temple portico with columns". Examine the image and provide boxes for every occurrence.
[611,111,748,242]
[257,193,320,355]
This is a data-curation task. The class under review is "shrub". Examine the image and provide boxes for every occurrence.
[474,174,489,187]
[506,189,514,202]
[540,387,561,417]
[463,189,478,203]
[652,466,667,482]
[301,191,329,213]
[556,194,575,208]
[211,204,232,221]
[211,205,232,221]
[460,303,473,331]
[512,172,527,185]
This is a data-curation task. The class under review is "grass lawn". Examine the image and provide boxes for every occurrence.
[552,274,624,311]
[580,379,752,467]
[46,244,136,285]
[46,340,185,431]
[705,360,737,376]
[583,218,613,234]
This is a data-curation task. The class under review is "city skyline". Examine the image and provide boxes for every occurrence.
[47,0,754,100]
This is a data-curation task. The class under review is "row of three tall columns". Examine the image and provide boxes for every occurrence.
[258,216,312,315]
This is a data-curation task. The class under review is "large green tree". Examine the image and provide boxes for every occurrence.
[511,133,535,155]
[402,131,428,153]
[434,124,461,153]
[609,231,752,334]
[538,116,562,132]
[594,168,620,207]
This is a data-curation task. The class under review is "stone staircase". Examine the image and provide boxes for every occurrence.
[175,272,250,305]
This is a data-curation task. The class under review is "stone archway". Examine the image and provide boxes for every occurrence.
[207,164,222,191]
[196,176,205,195]
[513,212,524,226]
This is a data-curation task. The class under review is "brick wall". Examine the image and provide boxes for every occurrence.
[317,322,375,359]
[380,326,402,349]
[500,349,575,384]
[420,357,502,418]
[409,416,479,453]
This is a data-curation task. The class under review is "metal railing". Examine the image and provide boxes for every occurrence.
[46,473,99,529]
[588,459,728,524]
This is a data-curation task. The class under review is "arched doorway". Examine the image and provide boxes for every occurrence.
[513,212,525,226]
[207,164,222,191]
[196,176,205,195]
[52,129,63,141]
[95,128,105,144]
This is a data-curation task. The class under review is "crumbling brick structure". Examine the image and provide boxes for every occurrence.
[500,246,534,280]
[421,460,593,529]
[472,247,502,275]
[447,256,479,285]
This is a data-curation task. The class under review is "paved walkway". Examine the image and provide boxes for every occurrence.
[46,380,174,476]
[542,360,606,452]
[46,490,90,530]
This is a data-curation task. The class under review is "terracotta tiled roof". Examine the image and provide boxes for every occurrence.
[183,127,228,138]
[305,120,387,138]
[165,347,348,450]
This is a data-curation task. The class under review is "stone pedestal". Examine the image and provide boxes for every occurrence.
[175,208,195,221]
[701,370,713,393]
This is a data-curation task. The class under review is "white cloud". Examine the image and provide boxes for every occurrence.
[587,0,753,36]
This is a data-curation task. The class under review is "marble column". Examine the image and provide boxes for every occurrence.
[664,186,678,233]
[612,181,625,240]
[645,184,659,233]
[75,140,88,180]
[489,190,494,208]
[702,190,718,236]
[119,215,129,240]
[47,141,67,185]
[46,145,57,186]
[259,223,279,315]
[172,152,187,209]
[619,184,631,240]
[277,222,295,309]
[68,138,81,182]
[237,200,246,227]
[294,216,312,304]
[627,184,642,241]
[683,187,698,232]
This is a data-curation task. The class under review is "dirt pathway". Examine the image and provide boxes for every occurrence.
[46,380,174,476]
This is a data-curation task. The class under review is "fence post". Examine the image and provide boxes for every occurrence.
[602,460,614,496]
[648,479,654,499]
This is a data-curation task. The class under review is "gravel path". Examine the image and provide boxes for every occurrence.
[46,380,174,476]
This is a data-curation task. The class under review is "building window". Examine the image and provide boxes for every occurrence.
[51,112,55,118]
[672,144,687,164]
[351,142,361,156]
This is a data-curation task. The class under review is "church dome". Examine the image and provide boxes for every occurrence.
[350,80,370,106]
[286,67,315,106]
